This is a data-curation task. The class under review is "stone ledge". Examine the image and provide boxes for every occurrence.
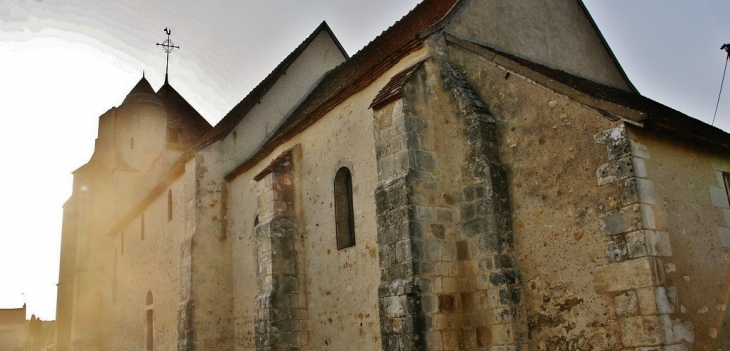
[626,231,672,258]
[620,314,672,347]
[599,204,656,236]
[594,257,665,293]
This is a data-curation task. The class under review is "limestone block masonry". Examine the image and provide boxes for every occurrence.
[372,58,525,351]
[253,150,309,351]
[594,125,694,350]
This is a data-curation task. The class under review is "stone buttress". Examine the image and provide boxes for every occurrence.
[594,125,694,350]
[372,57,526,350]
[252,148,310,350]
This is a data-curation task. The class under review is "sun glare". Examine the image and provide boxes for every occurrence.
[0,32,141,320]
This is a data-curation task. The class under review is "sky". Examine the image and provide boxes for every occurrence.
[0,0,728,321]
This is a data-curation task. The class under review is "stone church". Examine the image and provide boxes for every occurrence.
[56,0,730,350]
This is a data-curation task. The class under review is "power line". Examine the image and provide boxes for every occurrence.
[712,44,730,126]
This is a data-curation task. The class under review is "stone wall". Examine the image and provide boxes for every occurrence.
[225,48,428,351]
[447,0,632,90]
[252,150,309,350]
[108,172,190,350]
[619,126,730,349]
[442,38,633,349]
[593,124,692,350]
[371,57,527,350]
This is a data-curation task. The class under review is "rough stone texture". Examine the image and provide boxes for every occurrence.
[57,5,730,349]
[372,56,526,350]
[253,153,309,351]
[592,124,705,349]
[373,104,428,350]
[444,39,626,349]
[627,127,730,349]
[594,257,665,293]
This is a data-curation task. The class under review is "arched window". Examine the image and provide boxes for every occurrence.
[167,190,173,221]
[146,291,154,350]
[334,167,355,249]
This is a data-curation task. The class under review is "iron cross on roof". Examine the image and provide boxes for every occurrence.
[156,28,180,83]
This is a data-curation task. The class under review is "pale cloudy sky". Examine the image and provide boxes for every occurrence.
[0,0,728,320]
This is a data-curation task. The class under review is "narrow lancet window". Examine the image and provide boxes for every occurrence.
[167,190,173,221]
[146,291,154,351]
[334,167,355,249]
[112,250,118,303]
[141,213,145,240]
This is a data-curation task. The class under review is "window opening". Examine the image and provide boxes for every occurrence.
[130,137,135,149]
[334,167,355,249]
[112,250,118,303]
[167,190,173,221]
[146,291,153,351]
[121,231,125,255]
[724,172,730,205]
[141,213,145,241]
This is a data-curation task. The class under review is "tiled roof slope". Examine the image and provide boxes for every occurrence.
[225,0,461,179]
[370,60,426,110]
[476,40,730,149]
[269,0,459,140]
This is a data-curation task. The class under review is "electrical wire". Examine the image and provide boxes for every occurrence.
[713,50,730,126]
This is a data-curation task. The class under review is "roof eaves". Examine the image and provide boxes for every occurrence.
[445,33,647,122]
[445,33,730,150]
[224,0,460,182]
[370,60,426,110]
[416,0,470,40]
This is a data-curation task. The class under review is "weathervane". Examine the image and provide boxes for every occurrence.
[156,28,180,83]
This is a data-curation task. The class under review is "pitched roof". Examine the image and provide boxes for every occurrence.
[128,76,156,95]
[192,21,348,149]
[157,82,210,129]
[370,60,426,110]
[109,0,462,233]
[156,82,212,146]
[270,0,460,137]
[452,35,730,149]
[225,0,461,180]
